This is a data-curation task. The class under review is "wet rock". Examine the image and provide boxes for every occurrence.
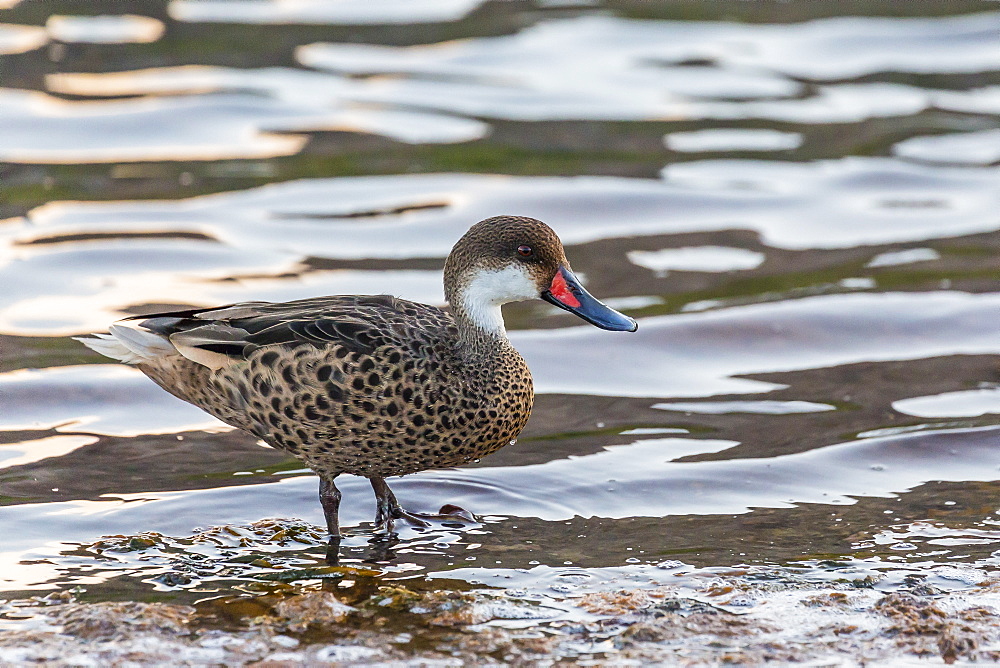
[651,597,723,616]
[876,591,949,638]
[366,586,554,627]
[154,571,194,586]
[801,591,852,607]
[938,627,977,665]
[615,621,669,645]
[577,588,659,614]
[312,644,381,663]
[423,591,549,627]
[874,592,997,663]
[368,585,423,612]
[1,580,1000,666]
[59,601,194,640]
[272,590,355,632]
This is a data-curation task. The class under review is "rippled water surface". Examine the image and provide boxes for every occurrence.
[2,0,1000,663]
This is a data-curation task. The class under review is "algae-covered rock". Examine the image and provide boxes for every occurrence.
[88,533,166,553]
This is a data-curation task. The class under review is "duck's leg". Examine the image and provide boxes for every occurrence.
[371,476,429,532]
[319,475,343,564]
[371,476,394,529]
[319,475,343,536]
[319,474,343,536]
[370,476,476,532]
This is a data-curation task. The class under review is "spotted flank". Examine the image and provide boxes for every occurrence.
[76,216,637,544]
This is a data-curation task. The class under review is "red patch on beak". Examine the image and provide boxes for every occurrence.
[549,269,581,308]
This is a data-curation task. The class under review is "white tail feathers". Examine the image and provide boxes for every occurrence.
[74,333,138,363]
[74,323,176,365]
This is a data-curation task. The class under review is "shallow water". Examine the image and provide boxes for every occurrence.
[2,0,1000,663]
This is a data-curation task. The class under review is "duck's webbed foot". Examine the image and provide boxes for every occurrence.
[370,477,476,533]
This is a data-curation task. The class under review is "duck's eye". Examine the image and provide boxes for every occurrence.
[517,245,533,257]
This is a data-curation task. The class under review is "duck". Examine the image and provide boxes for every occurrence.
[76,216,637,548]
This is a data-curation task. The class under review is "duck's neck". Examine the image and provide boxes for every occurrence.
[450,300,510,356]
[447,280,516,357]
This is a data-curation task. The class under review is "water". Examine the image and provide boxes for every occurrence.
[2,0,1000,663]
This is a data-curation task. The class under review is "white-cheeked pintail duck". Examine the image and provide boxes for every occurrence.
[77,216,637,547]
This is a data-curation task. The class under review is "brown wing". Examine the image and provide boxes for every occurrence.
[128,295,456,368]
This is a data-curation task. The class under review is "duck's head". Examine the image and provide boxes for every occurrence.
[444,216,638,336]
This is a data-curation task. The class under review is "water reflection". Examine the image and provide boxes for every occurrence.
[0,365,229,435]
[45,14,165,44]
[516,292,1000,397]
[2,1,1000,660]
[0,21,46,53]
[651,400,834,414]
[0,90,309,163]
[9,159,1000,261]
[0,434,96,469]
[15,10,994,168]
[894,388,1000,418]
[298,12,999,119]
[0,88,486,164]
[4,424,1000,591]
[866,247,941,268]
[627,245,766,275]
[664,128,803,152]
[169,0,488,25]
[894,128,1000,166]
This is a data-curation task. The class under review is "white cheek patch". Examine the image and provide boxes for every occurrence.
[460,264,540,335]
[466,264,539,303]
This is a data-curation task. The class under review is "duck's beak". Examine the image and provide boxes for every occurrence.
[541,266,638,332]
